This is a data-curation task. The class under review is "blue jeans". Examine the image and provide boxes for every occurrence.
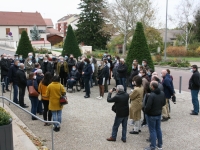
[29,96,39,119]
[2,76,8,91]
[51,110,62,127]
[119,78,127,92]
[37,101,43,113]
[147,115,162,149]
[67,79,76,88]
[111,116,128,140]
[13,84,19,103]
[191,90,199,114]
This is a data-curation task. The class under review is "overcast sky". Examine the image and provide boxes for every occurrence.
[0,0,199,28]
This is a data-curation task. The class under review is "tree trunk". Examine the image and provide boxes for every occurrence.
[185,26,188,50]
[123,33,127,55]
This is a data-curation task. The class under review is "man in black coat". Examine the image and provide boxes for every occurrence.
[144,81,166,150]
[41,57,53,75]
[117,58,128,92]
[16,63,28,108]
[8,59,19,104]
[1,54,10,92]
[107,85,129,143]
[189,65,200,115]
[68,54,76,73]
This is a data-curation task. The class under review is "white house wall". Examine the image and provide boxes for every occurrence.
[0,25,47,42]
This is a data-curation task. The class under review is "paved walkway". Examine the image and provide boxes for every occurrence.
[1,83,200,150]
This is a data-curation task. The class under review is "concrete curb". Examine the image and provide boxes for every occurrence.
[0,102,37,150]
[154,65,191,70]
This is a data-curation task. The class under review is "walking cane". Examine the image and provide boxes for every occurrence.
[9,83,12,105]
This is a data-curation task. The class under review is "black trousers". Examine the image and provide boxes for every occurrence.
[42,100,52,121]
[84,78,90,96]
[19,86,26,106]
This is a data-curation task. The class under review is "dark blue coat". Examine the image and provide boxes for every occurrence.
[83,64,92,79]
[8,65,19,84]
[27,79,38,97]
[69,69,80,80]
[162,74,174,99]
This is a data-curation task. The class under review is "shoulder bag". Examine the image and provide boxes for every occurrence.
[28,80,39,97]
[60,85,68,105]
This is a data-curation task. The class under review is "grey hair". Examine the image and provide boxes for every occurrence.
[117,85,124,92]
[120,58,125,62]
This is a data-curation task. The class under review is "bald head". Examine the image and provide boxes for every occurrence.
[19,63,24,70]
[161,70,167,77]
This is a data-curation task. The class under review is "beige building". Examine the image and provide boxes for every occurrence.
[0,11,47,43]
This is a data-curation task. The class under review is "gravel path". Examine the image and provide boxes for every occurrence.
[1,81,200,150]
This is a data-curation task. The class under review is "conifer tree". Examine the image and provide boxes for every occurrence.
[30,25,41,41]
[126,22,154,73]
[16,30,34,58]
[62,25,81,58]
[75,0,110,50]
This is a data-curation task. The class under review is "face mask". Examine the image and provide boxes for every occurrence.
[52,56,56,58]
[117,61,119,64]
[15,57,18,59]
[17,63,20,66]
[28,61,32,63]
[65,56,68,58]
[72,68,75,71]
[147,72,151,75]
[36,58,38,62]
[19,57,22,60]
[98,64,101,67]
[132,66,134,69]
[33,76,36,79]
[4,57,7,59]
[84,62,87,65]
[108,57,110,59]
[104,54,106,56]
[138,73,142,77]
[29,56,32,59]
[190,69,194,73]
[160,73,163,77]
[44,60,48,62]
[39,57,43,59]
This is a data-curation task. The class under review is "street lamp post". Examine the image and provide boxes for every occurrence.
[164,0,168,61]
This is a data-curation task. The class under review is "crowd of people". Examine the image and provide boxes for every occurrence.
[0,51,199,149]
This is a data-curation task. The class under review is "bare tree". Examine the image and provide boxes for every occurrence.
[107,0,157,54]
[169,0,199,49]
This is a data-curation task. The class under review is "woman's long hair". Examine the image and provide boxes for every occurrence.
[42,72,52,86]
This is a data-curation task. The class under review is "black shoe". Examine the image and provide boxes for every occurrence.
[84,95,90,98]
[3,91,6,93]
[129,131,139,134]
[14,101,19,104]
[53,127,60,132]
[32,118,38,120]
[161,117,169,122]
[132,129,141,132]
[39,112,43,115]
[190,112,198,115]
[22,105,29,108]
[57,127,60,132]
[83,90,86,92]
[146,139,150,142]
[6,89,10,92]
[121,139,126,143]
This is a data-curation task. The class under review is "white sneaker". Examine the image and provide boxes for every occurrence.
[98,96,103,99]
[96,96,101,98]
[156,147,162,150]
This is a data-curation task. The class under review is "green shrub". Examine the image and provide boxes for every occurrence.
[188,42,200,51]
[33,47,52,54]
[0,107,12,126]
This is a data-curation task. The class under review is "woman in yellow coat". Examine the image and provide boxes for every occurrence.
[46,76,66,132]
[129,75,144,134]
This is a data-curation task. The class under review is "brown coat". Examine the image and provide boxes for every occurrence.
[129,86,144,121]
[56,62,69,75]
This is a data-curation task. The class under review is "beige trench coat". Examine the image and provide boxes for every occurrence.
[129,86,144,121]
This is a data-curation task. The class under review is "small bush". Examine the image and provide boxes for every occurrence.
[188,42,200,51]
[155,54,162,62]
[195,47,200,56]
[0,107,12,126]
[186,50,197,57]
[33,47,52,54]
[166,46,187,57]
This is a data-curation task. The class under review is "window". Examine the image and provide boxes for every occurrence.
[6,28,10,35]
[19,28,27,34]
[30,30,46,33]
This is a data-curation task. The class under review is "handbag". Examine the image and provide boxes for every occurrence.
[28,80,39,97]
[111,103,116,113]
[60,85,68,105]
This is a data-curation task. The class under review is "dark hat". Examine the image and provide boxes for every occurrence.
[191,65,198,69]
[14,54,18,56]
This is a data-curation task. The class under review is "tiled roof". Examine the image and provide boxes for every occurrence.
[46,28,61,34]
[0,11,46,26]
[44,18,53,26]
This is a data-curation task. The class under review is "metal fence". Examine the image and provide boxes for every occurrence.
[0,82,59,150]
